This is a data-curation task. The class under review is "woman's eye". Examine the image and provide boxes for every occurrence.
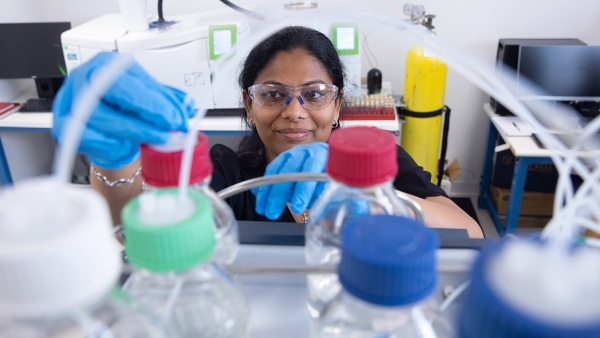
[263,90,284,99]
[305,90,326,100]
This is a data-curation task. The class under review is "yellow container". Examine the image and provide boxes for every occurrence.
[401,45,447,183]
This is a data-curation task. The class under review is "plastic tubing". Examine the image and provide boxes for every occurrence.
[542,114,600,241]
[175,6,599,244]
[439,280,470,313]
[543,167,600,239]
[54,55,135,184]
[161,276,184,322]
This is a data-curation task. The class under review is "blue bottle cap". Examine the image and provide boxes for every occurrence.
[338,215,439,306]
[458,241,600,338]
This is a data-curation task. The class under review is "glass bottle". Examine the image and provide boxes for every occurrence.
[314,214,452,338]
[306,126,414,318]
[121,188,249,338]
[141,131,239,264]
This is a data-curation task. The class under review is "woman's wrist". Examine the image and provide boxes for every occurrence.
[91,164,142,187]
[90,160,142,182]
[90,159,144,226]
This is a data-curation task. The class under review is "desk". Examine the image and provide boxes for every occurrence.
[478,103,554,236]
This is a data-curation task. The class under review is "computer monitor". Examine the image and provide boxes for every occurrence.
[0,22,71,99]
[517,45,600,98]
[490,38,587,116]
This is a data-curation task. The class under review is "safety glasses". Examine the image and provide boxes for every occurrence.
[247,83,339,110]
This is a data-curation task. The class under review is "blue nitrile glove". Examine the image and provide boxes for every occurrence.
[52,52,195,169]
[253,142,329,220]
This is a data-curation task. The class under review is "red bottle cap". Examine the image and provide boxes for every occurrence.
[327,126,397,187]
[140,132,212,187]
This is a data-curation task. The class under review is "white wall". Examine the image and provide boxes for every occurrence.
[351,0,600,195]
[4,0,600,193]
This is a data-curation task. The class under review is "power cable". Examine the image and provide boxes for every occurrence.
[220,0,266,20]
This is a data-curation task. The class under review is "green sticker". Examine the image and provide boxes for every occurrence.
[209,25,237,60]
[332,23,359,55]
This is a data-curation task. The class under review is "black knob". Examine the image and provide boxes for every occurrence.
[367,68,382,95]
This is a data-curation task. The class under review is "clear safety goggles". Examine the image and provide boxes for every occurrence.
[247,83,339,110]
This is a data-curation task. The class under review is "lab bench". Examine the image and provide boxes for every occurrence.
[0,88,401,186]
[147,220,482,337]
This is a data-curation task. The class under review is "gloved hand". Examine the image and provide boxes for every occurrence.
[52,52,195,169]
[253,142,329,220]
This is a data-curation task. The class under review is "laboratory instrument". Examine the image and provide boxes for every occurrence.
[141,131,239,264]
[60,1,362,111]
[60,7,251,110]
[121,188,249,338]
[305,126,419,318]
[314,214,452,337]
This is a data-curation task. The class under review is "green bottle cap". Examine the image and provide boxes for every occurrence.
[122,188,216,272]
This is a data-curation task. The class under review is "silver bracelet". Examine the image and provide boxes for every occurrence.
[91,165,142,187]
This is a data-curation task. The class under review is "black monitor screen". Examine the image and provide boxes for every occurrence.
[517,45,600,97]
[0,22,71,79]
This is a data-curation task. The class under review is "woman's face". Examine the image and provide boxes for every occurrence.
[243,48,343,163]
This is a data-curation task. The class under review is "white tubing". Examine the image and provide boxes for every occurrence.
[161,276,184,322]
[54,55,135,184]
[582,236,600,249]
[171,6,599,245]
[439,280,470,313]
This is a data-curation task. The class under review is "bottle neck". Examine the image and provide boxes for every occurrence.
[334,179,396,193]
[325,179,410,216]
[130,262,212,281]
[144,175,212,192]
[339,288,433,314]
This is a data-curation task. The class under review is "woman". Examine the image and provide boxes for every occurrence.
[52,26,483,238]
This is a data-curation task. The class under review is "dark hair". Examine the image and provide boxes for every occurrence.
[236,26,346,168]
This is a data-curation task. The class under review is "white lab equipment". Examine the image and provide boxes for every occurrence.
[140,131,240,264]
[314,214,452,337]
[117,0,148,32]
[60,2,363,110]
[458,240,600,337]
[0,179,171,337]
[305,126,417,319]
[61,8,251,110]
[121,188,250,338]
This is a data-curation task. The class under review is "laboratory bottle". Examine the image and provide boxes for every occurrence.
[0,178,171,338]
[306,126,414,318]
[140,131,239,264]
[314,214,452,338]
[121,187,250,338]
[458,239,600,338]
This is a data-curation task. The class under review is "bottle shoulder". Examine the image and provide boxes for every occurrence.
[317,292,449,337]
[0,295,171,337]
[124,264,239,291]
[308,181,411,230]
